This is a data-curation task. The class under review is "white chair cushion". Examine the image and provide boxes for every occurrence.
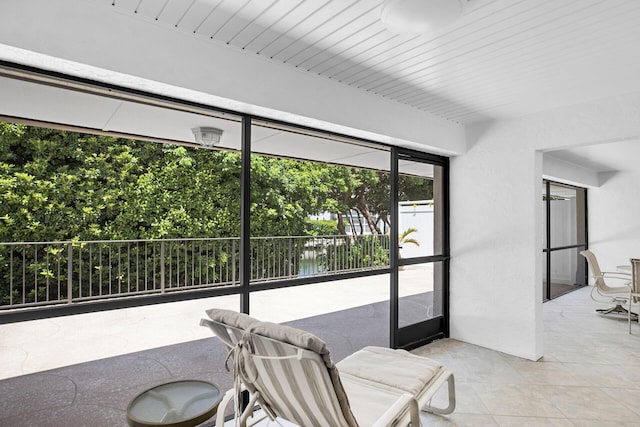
[337,346,444,396]
[339,373,413,427]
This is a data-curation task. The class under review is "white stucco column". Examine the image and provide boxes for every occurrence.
[450,121,544,360]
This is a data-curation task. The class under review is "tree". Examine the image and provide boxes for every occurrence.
[0,121,434,242]
[0,124,143,242]
[0,123,336,242]
[113,147,242,239]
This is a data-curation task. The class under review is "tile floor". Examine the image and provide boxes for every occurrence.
[415,287,640,426]
[1,285,639,426]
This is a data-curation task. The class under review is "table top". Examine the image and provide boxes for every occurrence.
[126,380,222,427]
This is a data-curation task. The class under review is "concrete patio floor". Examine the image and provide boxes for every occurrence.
[0,274,397,379]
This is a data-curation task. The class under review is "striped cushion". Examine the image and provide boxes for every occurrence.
[205,308,257,349]
[245,322,359,427]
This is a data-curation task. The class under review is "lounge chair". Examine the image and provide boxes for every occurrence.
[201,309,455,426]
[580,250,633,315]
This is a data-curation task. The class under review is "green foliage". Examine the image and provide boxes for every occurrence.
[0,122,433,306]
[305,219,338,236]
[399,227,420,248]
[250,156,331,237]
[0,125,245,242]
[0,122,435,244]
[112,147,242,239]
[319,235,390,272]
[0,125,139,242]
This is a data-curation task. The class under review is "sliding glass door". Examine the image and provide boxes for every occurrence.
[542,180,588,301]
[392,150,449,349]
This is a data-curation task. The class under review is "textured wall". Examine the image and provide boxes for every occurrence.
[588,171,640,272]
[451,121,543,360]
[451,92,640,360]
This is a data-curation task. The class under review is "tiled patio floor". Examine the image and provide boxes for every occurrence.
[418,288,640,426]
[1,284,639,426]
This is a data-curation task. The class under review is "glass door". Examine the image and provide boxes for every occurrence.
[391,150,449,349]
[542,180,588,301]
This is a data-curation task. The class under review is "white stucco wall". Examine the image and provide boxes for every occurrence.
[451,121,544,360]
[588,171,640,272]
[452,92,640,360]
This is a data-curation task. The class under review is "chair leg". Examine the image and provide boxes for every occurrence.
[422,374,456,415]
[216,388,235,427]
[238,392,261,427]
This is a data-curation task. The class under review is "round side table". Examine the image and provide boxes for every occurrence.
[127,380,222,427]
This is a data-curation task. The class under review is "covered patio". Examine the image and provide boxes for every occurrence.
[2,1,640,425]
[2,0,640,363]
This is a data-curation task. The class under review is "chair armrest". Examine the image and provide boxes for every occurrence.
[602,271,631,278]
[371,393,419,427]
[600,272,632,287]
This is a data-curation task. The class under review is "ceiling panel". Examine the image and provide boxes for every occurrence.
[155,0,196,26]
[0,75,241,149]
[251,123,390,170]
[102,0,640,125]
[111,0,138,13]
[135,0,168,18]
[170,1,216,32]
[305,28,390,74]
[6,0,640,174]
[546,140,640,174]
[280,1,380,65]
[0,76,122,129]
[225,0,285,48]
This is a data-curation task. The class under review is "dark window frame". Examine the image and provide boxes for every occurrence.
[0,60,450,348]
[542,179,588,301]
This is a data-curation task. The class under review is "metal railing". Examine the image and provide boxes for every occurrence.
[0,234,390,310]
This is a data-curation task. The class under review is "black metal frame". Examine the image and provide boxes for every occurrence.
[542,179,589,301]
[391,149,450,350]
[0,60,451,349]
[240,117,252,314]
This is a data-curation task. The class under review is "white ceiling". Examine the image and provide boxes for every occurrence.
[545,140,640,174]
[94,0,640,174]
[0,75,404,172]
[102,0,640,125]
[2,0,640,174]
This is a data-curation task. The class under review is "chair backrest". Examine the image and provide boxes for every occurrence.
[240,323,358,427]
[631,258,640,302]
[580,250,607,289]
[205,310,359,427]
[202,308,257,350]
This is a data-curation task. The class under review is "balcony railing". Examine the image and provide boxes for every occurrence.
[0,234,390,310]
